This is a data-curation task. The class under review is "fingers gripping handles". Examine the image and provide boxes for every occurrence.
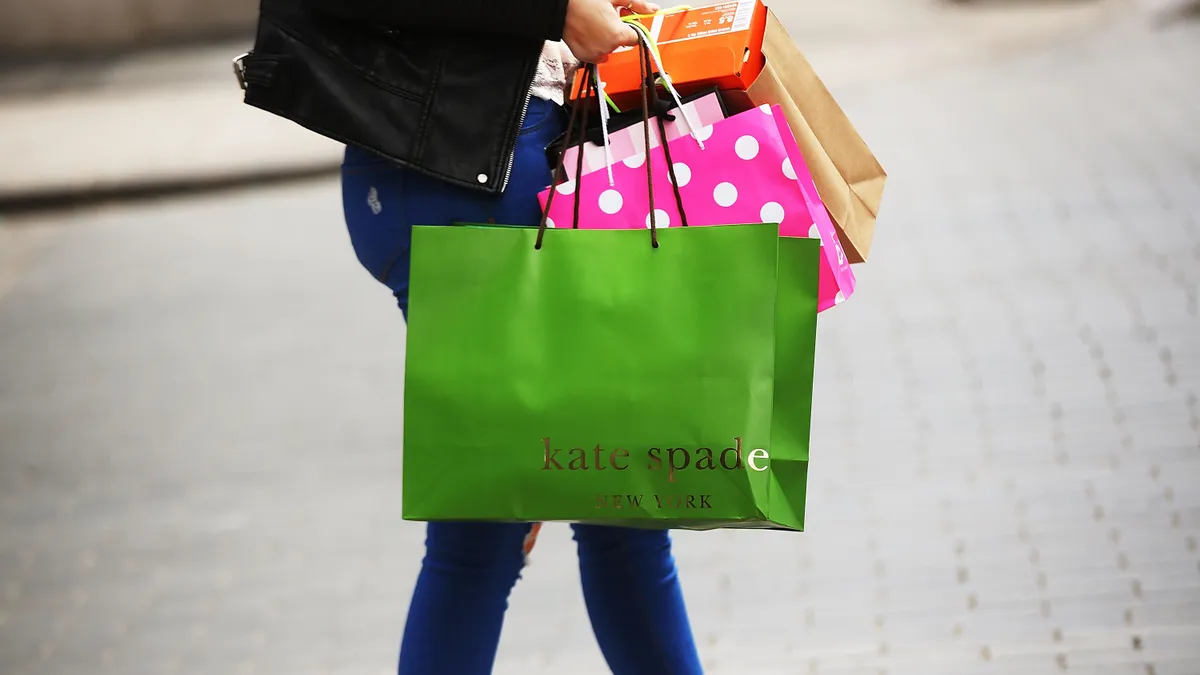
[537,31,693,250]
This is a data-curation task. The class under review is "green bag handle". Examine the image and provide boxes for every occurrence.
[622,19,704,149]
[538,33,692,251]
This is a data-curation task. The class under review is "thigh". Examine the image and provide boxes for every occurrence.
[423,522,534,575]
[339,99,565,315]
[571,525,681,593]
[571,524,674,566]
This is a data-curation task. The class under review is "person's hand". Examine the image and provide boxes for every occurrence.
[614,0,662,17]
[564,0,661,64]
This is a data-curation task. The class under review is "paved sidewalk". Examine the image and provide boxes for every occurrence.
[1,10,1198,675]
[0,0,1129,207]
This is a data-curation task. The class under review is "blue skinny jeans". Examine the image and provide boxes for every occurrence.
[339,97,703,675]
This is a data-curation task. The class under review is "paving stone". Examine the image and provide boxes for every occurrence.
[1,11,1199,675]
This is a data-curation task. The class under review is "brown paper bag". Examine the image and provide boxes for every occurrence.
[725,11,887,263]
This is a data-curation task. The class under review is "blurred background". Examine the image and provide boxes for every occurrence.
[1,0,1199,673]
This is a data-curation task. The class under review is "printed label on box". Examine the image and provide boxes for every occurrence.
[616,0,756,52]
[652,1,756,44]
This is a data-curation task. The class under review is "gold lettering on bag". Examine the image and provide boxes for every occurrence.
[595,493,714,510]
[542,437,769,513]
[611,447,630,470]
[721,438,744,470]
[568,447,588,471]
[541,437,769,479]
[542,438,562,470]
[595,494,650,510]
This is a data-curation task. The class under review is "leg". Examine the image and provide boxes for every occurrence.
[337,99,569,674]
[398,522,532,675]
[572,525,704,675]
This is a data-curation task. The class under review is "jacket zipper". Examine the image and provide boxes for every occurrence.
[501,56,546,192]
[500,90,533,192]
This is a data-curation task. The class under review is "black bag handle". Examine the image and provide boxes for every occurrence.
[537,34,692,250]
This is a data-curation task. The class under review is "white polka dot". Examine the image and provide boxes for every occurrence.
[760,202,785,225]
[782,158,797,181]
[670,163,692,187]
[645,209,671,228]
[624,152,646,169]
[693,125,714,142]
[759,104,774,115]
[808,224,820,239]
[735,136,760,160]
[545,217,556,228]
[599,189,624,215]
[557,180,577,195]
[835,291,847,304]
[713,183,738,208]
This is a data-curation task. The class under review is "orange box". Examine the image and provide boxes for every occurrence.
[576,0,769,107]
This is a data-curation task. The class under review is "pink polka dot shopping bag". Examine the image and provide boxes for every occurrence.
[560,90,728,183]
[537,103,856,313]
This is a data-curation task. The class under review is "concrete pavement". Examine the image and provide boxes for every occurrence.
[1,8,1198,675]
[0,0,1134,208]
[0,0,255,56]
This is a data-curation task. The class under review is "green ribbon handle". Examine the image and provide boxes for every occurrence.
[621,17,706,148]
[601,4,693,114]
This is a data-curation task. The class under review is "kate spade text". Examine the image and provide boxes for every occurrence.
[541,437,770,483]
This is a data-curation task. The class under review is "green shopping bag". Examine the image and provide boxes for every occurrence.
[403,223,819,530]
[403,55,820,531]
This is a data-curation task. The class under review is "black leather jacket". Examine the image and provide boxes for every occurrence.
[239,0,570,194]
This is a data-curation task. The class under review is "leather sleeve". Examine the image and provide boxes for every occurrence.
[304,0,571,41]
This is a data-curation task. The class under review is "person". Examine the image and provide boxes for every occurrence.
[237,1,704,673]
